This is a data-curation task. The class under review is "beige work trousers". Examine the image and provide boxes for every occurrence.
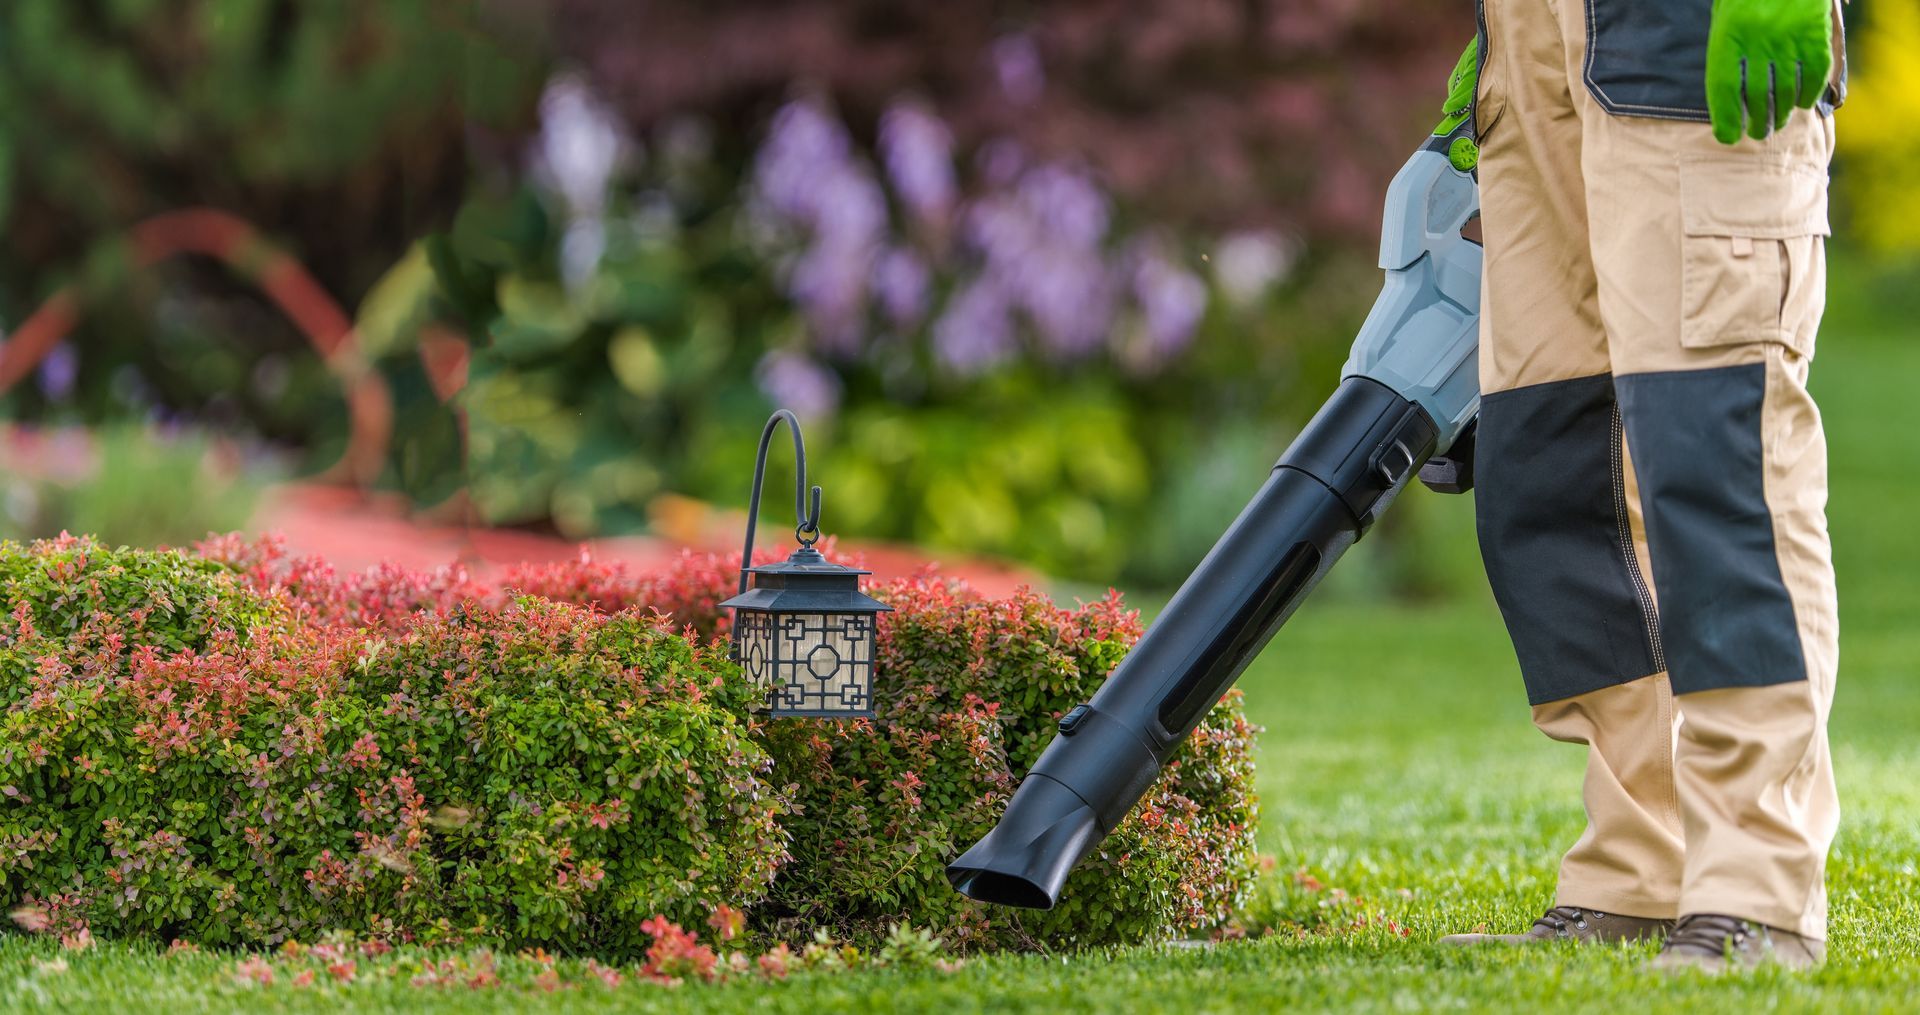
[1473,0,1840,939]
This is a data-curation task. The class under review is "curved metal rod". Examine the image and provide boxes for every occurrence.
[739,410,823,596]
[0,208,392,490]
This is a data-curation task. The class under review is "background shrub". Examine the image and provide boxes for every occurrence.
[0,0,1464,591]
[0,537,786,956]
[0,427,272,550]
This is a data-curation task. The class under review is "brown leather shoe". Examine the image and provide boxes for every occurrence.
[1440,905,1673,946]
[1650,913,1825,973]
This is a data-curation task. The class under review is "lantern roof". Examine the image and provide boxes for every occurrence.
[719,546,893,614]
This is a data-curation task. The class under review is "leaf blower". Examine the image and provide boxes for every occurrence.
[947,126,1483,910]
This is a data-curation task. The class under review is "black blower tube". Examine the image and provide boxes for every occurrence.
[947,376,1439,909]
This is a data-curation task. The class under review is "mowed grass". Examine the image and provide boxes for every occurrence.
[3,277,1918,1010]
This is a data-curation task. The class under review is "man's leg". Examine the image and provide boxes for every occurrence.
[1448,0,1683,943]
[1575,19,1840,959]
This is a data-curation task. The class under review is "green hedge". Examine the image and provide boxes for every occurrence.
[508,546,1262,949]
[0,538,784,953]
[0,536,1257,954]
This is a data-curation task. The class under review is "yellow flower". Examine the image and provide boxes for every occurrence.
[1837,6,1920,252]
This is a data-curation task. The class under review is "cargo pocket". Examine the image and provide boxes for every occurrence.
[1679,156,1830,356]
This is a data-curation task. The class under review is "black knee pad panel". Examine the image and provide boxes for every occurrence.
[1477,373,1662,704]
[1615,363,1808,694]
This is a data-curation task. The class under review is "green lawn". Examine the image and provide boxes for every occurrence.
[4,277,1918,1010]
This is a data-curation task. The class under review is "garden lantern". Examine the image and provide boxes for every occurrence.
[720,410,889,718]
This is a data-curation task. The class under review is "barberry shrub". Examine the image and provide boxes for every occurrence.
[194,533,493,630]
[757,577,1259,950]
[500,551,1261,949]
[0,537,787,956]
[2,535,1254,953]
[503,542,848,641]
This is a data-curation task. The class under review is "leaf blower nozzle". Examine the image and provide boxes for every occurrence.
[949,134,1484,910]
[945,775,1101,909]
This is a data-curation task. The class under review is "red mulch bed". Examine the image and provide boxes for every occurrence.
[254,483,1040,599]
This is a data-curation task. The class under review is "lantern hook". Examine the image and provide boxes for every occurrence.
[739,409,823,596]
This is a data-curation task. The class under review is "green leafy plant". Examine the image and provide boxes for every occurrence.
[0,536,787,956]
[0,1,540,437]
[496,547,1263,949]
[755,576,1259,950]
[0,426,272,549]
[0,534,1255,955]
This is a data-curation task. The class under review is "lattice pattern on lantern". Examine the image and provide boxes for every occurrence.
[735,610,875,715]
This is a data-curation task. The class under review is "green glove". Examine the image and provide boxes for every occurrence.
[1434,38,1478,137]
[1706,0,1833,144]
[1434,38,1480,172]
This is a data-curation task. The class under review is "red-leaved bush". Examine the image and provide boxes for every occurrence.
[0,536,785,955]
[486,546,1261,949]
[500,543,839,641]
[1,533,1256,954]
[194,533,494,630]
[758,576,1259,949]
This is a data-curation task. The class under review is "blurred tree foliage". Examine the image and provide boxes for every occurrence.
[554,0,1462,240]
[0,0,541,438]
[0,0,1474,589]
[390,80,1426,586]
[0,426,271,548]
[388,1,1471,586]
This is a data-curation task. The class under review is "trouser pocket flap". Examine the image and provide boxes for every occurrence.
[1679,156,1829,354]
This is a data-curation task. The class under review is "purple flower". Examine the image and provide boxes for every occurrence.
[560,218,608,291]
[146,406,188,440]
[789,238,875,357]
[529,75,631,218]
[38,343,77,403]
[1005,247,1116,359]
[752,100,854,223]
[811,162,888,248]
[975,138,1028,188]
[879,102,957,227]
[750,99,889,356]
[957,163,1119,359]
[933,279,1015,375]
[873,247,931,328]
[1212,230,1298,307]
[961,194,1031,267]
[529,75,632,290]
[755,350,843,420]
[992,35,1046,106]
[1017,165,1108,249]
[1131,242,1209,360]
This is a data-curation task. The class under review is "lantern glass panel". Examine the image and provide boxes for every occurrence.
[736,611,777,696]
[735,609,874,716]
